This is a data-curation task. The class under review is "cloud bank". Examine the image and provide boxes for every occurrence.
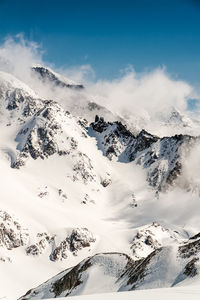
[0,34,42,80]
[0,34,197,126]
[87,67,193,117]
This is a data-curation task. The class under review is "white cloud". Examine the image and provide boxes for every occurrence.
[58,64,95,83]
[0,34,196,127]
[179,141,200,191]
[87,67,193,118]
[0,34,42,81]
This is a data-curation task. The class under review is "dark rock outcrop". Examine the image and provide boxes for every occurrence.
[32,66,84,90]
[0,210,29,250]
[50,228,96,261]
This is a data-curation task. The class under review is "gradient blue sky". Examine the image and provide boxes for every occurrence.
[0,0,200,84]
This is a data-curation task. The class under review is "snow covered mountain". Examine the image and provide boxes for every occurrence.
[0,67,200,300]
[89,116,198,191]
[19,235,200,299]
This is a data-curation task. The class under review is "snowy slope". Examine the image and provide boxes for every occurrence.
[47,287,200,300]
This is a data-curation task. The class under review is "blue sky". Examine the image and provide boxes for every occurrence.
[0,0,200,85]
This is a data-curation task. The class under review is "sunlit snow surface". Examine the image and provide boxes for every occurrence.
[49,286,200,300]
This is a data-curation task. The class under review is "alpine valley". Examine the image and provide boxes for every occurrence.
[0,66,200,300]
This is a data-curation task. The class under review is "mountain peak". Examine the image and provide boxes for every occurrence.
[32,65,84,90]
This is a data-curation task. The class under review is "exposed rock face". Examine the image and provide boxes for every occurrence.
[182,257,199,277]
[26,233,53,256]
[90,116,197,190]
[51,228,96,261]
[71,153,96,184]
[6,88,44,118]
[0,211,29,250]
[25,228,96,261]
[120,240,200,291]
[179,238,200,259]
[119,248,163,291]
[0,255,12,263]
[189,232,200,240]
[172,238,200,285]
[91,117,135,160]
[130,222,181,260]
[100,172,112,187]
[101,177,112,187]
[32,66,84,90]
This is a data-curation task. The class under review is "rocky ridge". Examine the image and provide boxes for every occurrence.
[26,228,96,261]
[130,222,183,260]
[90,116,198,190]
[0,210,29,251]
[0,209,96,263]
[19,234,200,299]
[32,66,84,90]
